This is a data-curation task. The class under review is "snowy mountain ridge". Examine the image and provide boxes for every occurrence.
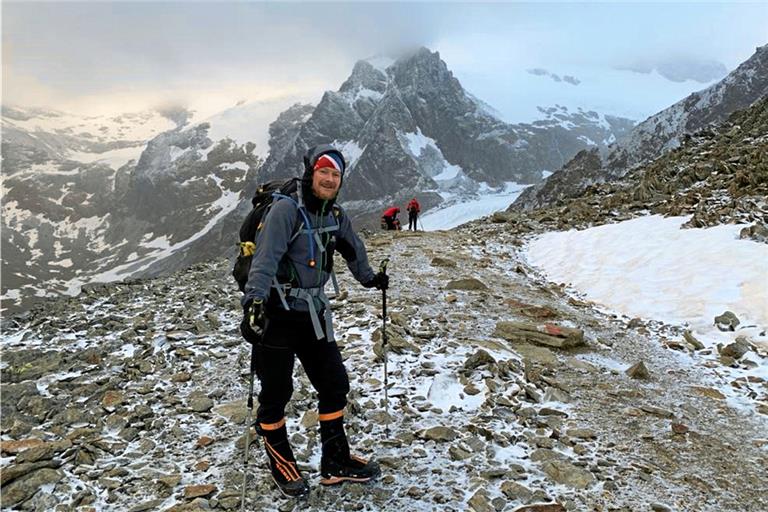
[514,43,768,210]
[259,47,635,224]
[0,47,641,314]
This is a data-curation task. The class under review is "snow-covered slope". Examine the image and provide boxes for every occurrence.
[1,106,178,170]
[526,214,768,409]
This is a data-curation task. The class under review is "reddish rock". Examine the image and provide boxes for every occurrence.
[102,390,124,410]
[184,484,216,499]
[196,436,214,448]
[0,438,44,454]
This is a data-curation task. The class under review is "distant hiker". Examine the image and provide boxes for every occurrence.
[240,145,388,498]
[381,206,401,231]
[406,198,421,231]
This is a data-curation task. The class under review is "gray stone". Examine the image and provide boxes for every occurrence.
[683,330,705,350]
[1,468,63,508]
[512,505,566,512]
[421,426,459,442]
[468,490,495,512]
[566,428,596,439]
[538,408,568,417]
[495,322,584,349]
[446,278,488,291]
[625,361,650,379]
[464,349,496,371]
[128,499,166,512]
[0,460,61,486]
[720,338,750,359]
[431,257,457,267]
[448,445,472,461]
[189,395,215,413]
[714,311,740,331]
[500,481,533,501]
[530,449,566,463]
[541,460,595,488]
[640,405,675,418]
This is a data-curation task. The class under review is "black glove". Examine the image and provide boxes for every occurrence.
[364,272,389,291]
[241,299,266,343]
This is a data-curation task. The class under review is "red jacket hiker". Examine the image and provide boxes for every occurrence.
[406,198,420,231]
[381,207,401,230]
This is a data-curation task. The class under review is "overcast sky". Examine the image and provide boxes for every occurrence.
[3,1,767,122]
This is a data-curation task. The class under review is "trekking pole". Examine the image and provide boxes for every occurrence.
[418,218,425,231]
[241,344,258,512]
[379,257,390,435]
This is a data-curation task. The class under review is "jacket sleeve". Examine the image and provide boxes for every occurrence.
[334,208,376,285]
[242,199,296,306]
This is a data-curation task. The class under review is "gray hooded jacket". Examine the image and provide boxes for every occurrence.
[242,187,375,310]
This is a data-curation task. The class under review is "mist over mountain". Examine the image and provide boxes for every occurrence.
[514,43,768,211]
[616,56,729,84]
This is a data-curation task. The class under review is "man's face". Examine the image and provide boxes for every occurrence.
[311,166,342,200]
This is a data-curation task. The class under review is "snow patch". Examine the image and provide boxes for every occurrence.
[354,88,384,102]
[169,145,187,162]
[426,373,484,411]
[525,215,768,332]
[68,145,145,169]
[421,182,530,231]
[219,161,249,171]
[331,140,365,171]
[49,258,74,268]
[525,215,768,409]
[403,128,433,155]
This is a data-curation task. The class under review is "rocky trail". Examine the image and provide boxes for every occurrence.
[2,223,767,512]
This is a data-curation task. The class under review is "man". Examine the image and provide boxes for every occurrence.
[240,145,389,498]
[406,197,420,231]
[381,206,401,231]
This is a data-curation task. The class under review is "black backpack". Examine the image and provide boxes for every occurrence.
[232,178,300,292]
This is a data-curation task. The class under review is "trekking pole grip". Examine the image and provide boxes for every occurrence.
[379,257,389,275]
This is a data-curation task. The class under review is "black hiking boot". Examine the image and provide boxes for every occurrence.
[319,415,381,485]
[259,420,310,499]
[320,453,381,485]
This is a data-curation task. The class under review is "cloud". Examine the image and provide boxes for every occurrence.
[2,42,66,108]
[2,1,766,120]
[615,57,729,84]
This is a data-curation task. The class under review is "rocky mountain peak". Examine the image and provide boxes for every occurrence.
[339,60,388,95]
[389,48,459,93]
[257,47,633,224]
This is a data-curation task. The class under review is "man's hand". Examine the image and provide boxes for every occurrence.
[363,272,389,291]
[242,298,266,338]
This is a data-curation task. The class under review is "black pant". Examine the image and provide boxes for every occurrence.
[243,309,349,425]
[408,212,418,230]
